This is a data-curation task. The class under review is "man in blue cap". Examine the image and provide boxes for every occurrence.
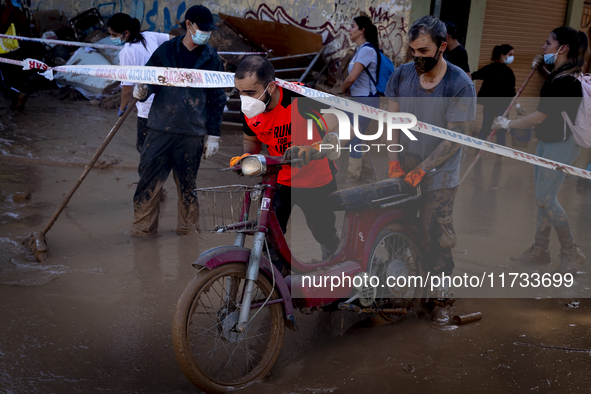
[130,5,226,236]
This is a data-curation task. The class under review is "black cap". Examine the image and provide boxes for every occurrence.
[185,5,218,31]
[444,21,457,38]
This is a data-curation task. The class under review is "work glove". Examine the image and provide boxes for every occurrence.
[403,166,427,188]
[516,104,527,116]
[532,55,544,70]
[491,116,511,130]
[133,84,149,100]
[388,160,406,178]
[118,105,128,117]
[284,142,323,168]
[203,135,220,159]
[230,153,250,167]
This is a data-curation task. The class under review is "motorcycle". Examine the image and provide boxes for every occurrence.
[171,133,424,393]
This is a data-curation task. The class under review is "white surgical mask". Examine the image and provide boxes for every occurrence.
[240,84,272,118]
[543,45,564,65]
[189,24,211,45]
[504,55,514,64]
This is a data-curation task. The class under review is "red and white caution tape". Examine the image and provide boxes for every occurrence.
[1,58,235,88]
[275,80,591,181]
[0,34,266,54]
[3,57,589,180]
[0,58,25,67]
[218,52,266,55]
[0,34,122,50]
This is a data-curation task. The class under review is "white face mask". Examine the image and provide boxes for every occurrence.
[504,55,514,64]
[240,84,271,118]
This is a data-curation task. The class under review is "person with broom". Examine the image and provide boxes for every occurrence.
[492,27,587,273]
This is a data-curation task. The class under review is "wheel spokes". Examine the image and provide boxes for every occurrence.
[186,271,278,383]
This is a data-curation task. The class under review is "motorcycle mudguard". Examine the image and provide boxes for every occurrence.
[192,245,296,329]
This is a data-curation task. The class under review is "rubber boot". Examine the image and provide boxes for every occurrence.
[556,245,586,274]
[267,246,289,276]
[429,284,454,325]
[347,157,362,181]
[320,234,340,260]
[432,303,452,325]
[510,244,551,264]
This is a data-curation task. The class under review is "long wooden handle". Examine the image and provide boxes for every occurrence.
[459,68,537,186]
[41,98,138,235]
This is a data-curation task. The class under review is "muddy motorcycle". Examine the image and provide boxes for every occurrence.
[171,134,424,393]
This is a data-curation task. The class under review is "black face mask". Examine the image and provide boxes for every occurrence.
[413,47,441,76]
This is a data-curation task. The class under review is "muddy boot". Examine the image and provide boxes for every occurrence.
[267,246,289,276]
[510,244,551,264]
[556,245,586,274]
[320,234,340,260]
[347,157,362,181]
[429,283,454,325]
[432,303,452,325]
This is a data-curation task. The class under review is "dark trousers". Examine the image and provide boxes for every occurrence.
[136,117,150,153]
[478,104,507,146]
[407,187,458,276]
[273,178,339,249]
[132,128,204,235]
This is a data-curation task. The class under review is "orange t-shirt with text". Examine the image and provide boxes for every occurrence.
[242,86,335,188]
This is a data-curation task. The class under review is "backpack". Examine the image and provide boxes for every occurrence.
[363,44,395,96]
[561,73,591,148]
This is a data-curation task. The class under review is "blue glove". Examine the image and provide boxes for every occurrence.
[118,105,128,117]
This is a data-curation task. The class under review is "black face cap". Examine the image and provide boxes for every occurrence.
[185,5,218,31]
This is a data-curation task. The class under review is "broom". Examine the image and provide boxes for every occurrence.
[459,66,538,186]
[24,99,138,261]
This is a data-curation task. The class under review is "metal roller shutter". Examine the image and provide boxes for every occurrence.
[473,0,568,131]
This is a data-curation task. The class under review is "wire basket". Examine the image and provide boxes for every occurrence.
[195,184,265,233]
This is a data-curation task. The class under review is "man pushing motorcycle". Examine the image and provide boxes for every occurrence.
[232,56,341,263]
[385,15,476,323]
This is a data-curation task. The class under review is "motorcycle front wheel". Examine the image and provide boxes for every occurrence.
[172,263,285,393]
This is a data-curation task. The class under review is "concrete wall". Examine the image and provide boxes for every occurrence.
[566,0,585,29]
[464,0,486,73]
[31,0,412,65]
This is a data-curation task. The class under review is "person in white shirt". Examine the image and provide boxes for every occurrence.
[107,13,172,152]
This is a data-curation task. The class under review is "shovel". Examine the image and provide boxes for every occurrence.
[24,98,138,261]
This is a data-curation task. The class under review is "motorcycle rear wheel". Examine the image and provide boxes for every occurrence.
[367,223,422,323]
[172,263,285,393]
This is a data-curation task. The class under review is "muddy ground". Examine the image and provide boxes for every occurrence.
[1,91,591,393]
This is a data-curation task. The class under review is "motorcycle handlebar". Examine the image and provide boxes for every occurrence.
[217,156,303,173]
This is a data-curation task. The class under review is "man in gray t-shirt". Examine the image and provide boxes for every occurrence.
[385,15,476,323]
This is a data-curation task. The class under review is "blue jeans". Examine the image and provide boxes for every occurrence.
[533,137,581,249]
[347,95,379,159]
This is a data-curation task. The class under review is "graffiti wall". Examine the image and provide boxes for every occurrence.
[28,0,411,65]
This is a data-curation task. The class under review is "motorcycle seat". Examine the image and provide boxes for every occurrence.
[328,177,410,211]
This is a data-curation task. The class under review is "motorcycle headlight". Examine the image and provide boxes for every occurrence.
[241,155,267,176]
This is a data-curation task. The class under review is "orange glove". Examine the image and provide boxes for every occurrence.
[403,166,427,187]
[230,153,250,167]
[388,160,406,178]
